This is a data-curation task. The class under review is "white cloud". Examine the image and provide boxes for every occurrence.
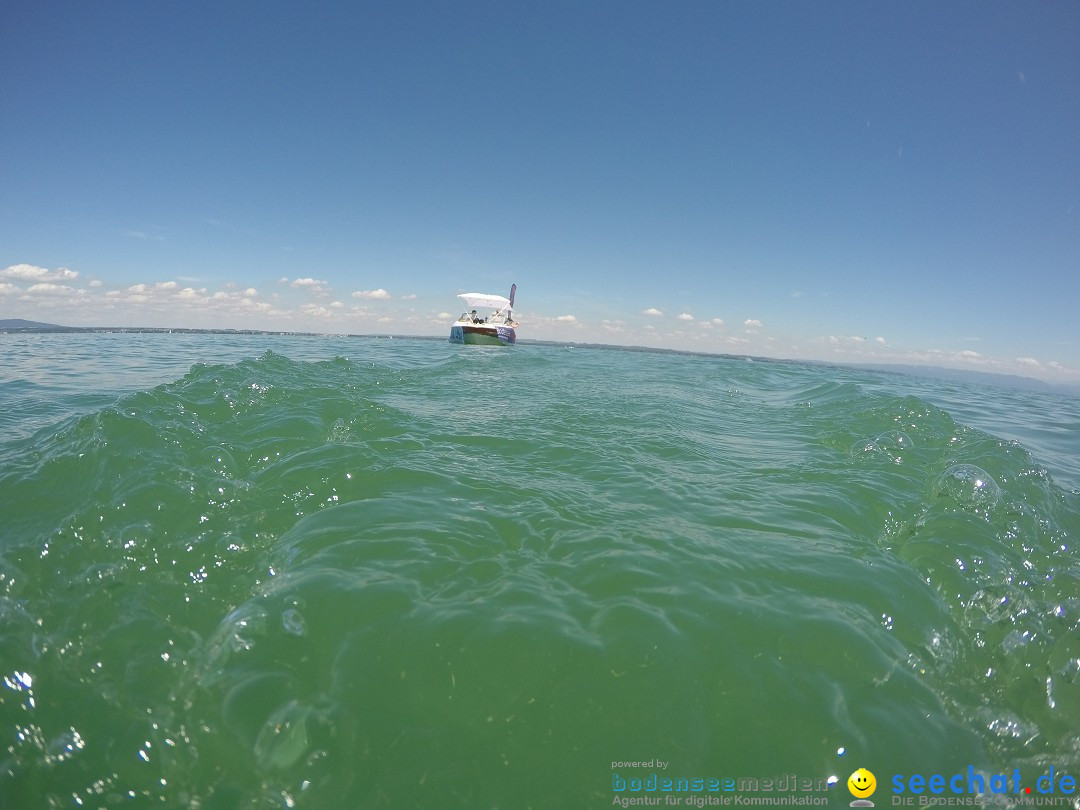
[677,312,694,321]
[401,293,417,300]
[1016,357,1041,367]
[352,289,391,300]
[744,319,762,332]
[642,307,664,316]
[826,335,867,346]
[27,283,78,295]
[556,314,577,322]
[155,281,178,290]
[300,303,333,318]
[0,282,19,295]
[89,279,103,288]
[2,264,79,282]
[291,277,327,288]
[875,336,887,345]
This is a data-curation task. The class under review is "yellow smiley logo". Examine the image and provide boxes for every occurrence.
[848,768,877,798]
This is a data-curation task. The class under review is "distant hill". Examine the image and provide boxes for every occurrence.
[853,363,1080,398]
[0,318,63,330]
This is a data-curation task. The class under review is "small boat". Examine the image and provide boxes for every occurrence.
[449,284,518,346]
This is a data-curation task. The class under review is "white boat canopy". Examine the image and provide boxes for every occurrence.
[457,293,511,310]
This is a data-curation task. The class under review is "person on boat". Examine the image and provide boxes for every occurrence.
[471,310,482,323]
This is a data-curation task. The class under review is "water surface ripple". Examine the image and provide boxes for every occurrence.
[1,334,1078,807]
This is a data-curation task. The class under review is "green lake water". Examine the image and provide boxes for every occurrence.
[2,333,1078,808]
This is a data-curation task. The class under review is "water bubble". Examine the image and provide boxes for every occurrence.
[933,464,1002,509]
[281,608,307,637]
[254,701,312,771]
[876,430,913,451]
[207,605,270,663]
[850,431,914,463]
[202,445,238,479]
[850,439,882,457]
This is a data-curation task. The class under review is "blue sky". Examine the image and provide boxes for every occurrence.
[3,1,1078,383]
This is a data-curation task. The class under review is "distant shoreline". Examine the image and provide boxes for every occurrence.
[2,321,1076,397]
[0,323,326,337]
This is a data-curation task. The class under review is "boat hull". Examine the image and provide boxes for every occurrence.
[449,324,516,346]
